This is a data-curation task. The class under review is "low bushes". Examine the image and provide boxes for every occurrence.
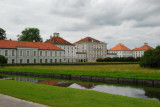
[97,57,140,62]
[5,62,138,66]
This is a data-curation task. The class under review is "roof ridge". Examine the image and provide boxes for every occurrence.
[0,40,63,50]
[132,44,153,51]
[46,36,73,45]
[109,43,131,51]
[74,36,101,43]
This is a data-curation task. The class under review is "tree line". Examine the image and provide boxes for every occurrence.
[139,46,160,68]
[0,27,42,42]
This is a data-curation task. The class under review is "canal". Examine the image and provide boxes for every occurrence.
[0,75,160,101]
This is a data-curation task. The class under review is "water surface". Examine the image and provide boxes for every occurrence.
[0,75,159,101]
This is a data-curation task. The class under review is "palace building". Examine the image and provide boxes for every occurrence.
[0,40,65,64]
[74,37,107,62]
[132,43,153,58]
[108,43,133,58]
[108,43,154,58]
[45,33,77,63]
[0,33,154,64]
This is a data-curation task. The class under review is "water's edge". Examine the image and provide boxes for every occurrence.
[0,71,160,88]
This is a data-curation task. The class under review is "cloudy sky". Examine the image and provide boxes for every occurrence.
[0,0,160,49]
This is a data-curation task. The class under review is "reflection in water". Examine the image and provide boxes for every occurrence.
[0,76,160,101]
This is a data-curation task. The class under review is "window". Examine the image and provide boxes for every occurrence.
[34,51,36,56]
[45,51,47,56]
[60,59,61,63]
[12,50,15,56]
[20,50,22,56]
[27,51,30,56]
[12,59,15,64]
[50,59,52,63]
[60,52,61,56]
[27,59,29,63]
[45,59,47,63]
[55,51,57,56]
[55,59,57,63]
[40,51,42,56]
[50,51,52,56]
[34,59,36,63]
[5,50,8,56]
[20,59,22,64]
[40,59,42,63]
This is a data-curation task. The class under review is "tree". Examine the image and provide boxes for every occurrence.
[17,28,43,42]
[139,46,160,68]
[0,55,7,67]
[0,28,6,40]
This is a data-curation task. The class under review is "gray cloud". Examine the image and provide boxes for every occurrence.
[50,0,160,31]
[0,0,160,48]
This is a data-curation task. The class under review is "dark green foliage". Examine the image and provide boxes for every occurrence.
[5,62,138,66]
[97,57,140,62]
[17,28,43,42]
[96,58,104,62]
[0,28,6,40]
[0,55,7,67]
[140,46,160,68]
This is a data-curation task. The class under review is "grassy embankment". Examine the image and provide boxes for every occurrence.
[0,64,160,80]
[0,80,160,107]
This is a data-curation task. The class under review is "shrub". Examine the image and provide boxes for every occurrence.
[97,57,140,62]
[96,58,104,62]
[139,46,160,68]
[0,55,7,67]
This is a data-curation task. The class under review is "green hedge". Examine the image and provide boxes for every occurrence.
[97,57,140,62]
[5,62,138,66]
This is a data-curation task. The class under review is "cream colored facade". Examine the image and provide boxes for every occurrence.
[0,47,65,64]
[75,42,107,62]
[55,44,76,62]
[133,50,145,58]
[108,51,133,58]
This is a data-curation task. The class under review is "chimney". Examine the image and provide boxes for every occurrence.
[54,33,59,37]
[50,35,52,41]
[144,42,148,45]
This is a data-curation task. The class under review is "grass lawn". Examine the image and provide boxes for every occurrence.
[0,80,160,107]
[0,64,160,80]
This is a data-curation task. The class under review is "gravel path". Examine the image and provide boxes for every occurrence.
[0,94,48,107]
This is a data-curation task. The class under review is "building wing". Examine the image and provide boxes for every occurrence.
[0,40,63,50]
[132,43,153,51]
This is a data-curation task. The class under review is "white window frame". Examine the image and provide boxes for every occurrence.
[5,50,8,56]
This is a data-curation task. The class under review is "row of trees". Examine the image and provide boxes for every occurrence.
[97,57,141,62]
[139,46,160,68]
[0,28,43,42]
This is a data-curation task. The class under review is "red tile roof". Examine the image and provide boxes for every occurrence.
[75,37,101,43]
[39,80,59,86]
[109,43,131,51]
[132,44,153,51]
[0,40,63,50]
[46,36,73,45]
